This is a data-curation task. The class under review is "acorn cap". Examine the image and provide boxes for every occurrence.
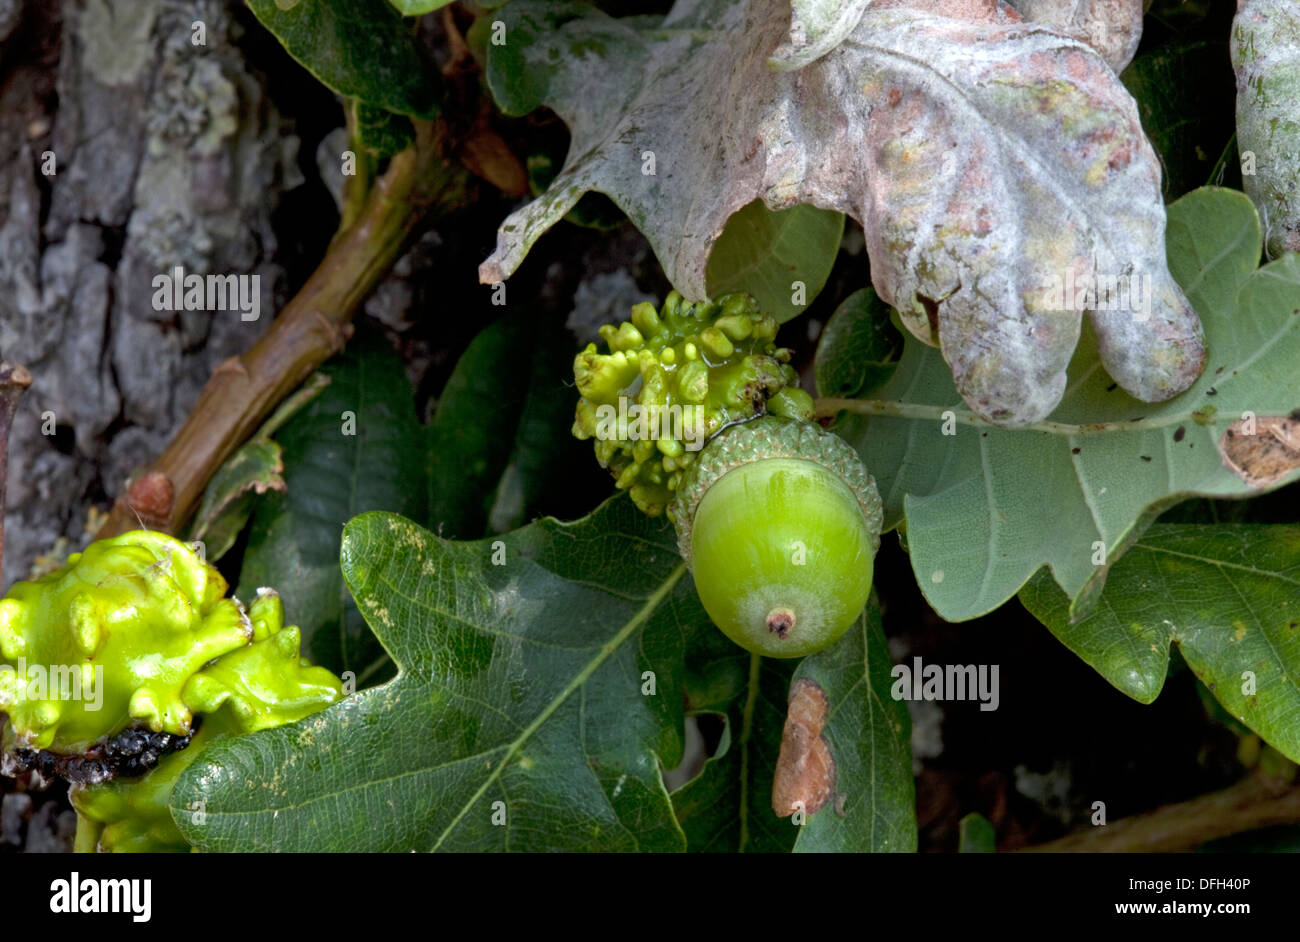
[668,416,884,567]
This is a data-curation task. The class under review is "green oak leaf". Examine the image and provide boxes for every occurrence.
[1020,524,1300,763]
[790,602,915,852]
[814,287,902,400]
[172,501,697,852]
[188,373,330,563]
[246,0,440,118]
[427,312,535,539]
[355,101,415,158]
[671,599,914,852]
[238,314,582,680]
[486,321,604,534]
[237,332,425,682]
[828,188,1300,622]
[671,644,797,853]
[483,2,650,120]
[189,440,283,564]
[705,201,845,324]
[387,0,455,14]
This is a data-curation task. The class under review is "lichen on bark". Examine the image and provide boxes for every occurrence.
[0,0,300,588]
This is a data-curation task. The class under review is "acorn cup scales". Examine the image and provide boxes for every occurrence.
[668,416,883,658]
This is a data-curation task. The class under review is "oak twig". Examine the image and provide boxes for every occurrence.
[1020,768,1300,853]
[0,362,33,578]
[101,122,473,539]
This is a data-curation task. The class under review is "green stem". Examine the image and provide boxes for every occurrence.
[815,396,1195,437]
[338,99,377,236]
[1207,131,1238,188]
[73,814,102,854]
[737,651,762,853]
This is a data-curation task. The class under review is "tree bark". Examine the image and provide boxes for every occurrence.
[100,124,473,538]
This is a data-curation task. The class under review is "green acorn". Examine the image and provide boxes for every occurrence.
[668,417,883,658]
[572,291,813,515]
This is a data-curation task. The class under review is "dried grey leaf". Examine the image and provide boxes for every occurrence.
[1005,0,1145,73]
[770,0,872,70]
[481,0,1204,427]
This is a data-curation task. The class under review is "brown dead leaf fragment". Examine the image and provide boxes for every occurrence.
[459,119,529,197]
[1219,413,1300,489]
[772,678,836,818]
